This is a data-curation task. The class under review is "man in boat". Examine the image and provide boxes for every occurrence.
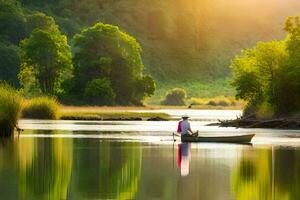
[177,114,198,138]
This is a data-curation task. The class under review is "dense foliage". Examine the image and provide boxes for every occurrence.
[0,0,26,44]
[0,0,300,107]
[16,0,298,80]
[161,88,186,106]
[0,0,157,105]
[0,0,26,87]
[84,78,116,105]
[0,42,20,86]
[72,23,155,105]
[19,13,73,96]
[232,17,300,117]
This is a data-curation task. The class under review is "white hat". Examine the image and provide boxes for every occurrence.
[182,114,190,118]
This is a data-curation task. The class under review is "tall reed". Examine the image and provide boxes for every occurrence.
[22,97,59,119]
[0,84,22,136]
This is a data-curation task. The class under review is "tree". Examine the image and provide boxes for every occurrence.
[26,12,59,34]
[231,41,286,110]
[72,22,155,105]
[276,16,300,114]
[19,28,73,95]
[0,0,26,44]
[0,42,20,86]
[84,78,116,105]
[161,88,186,105]
[231,16,300,117]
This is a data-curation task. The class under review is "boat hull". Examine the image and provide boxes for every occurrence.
[181,134,255,143]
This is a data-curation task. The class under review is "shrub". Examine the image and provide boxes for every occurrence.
[0,83,22,136]
[22,97,59,119]
[161,88,186,105]
[207,100,217,106]
[84,78,116,105]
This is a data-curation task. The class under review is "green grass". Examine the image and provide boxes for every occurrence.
[60,110,170,121]
[190,96,244,107]
[0,84,22,136]
[22,97,59,119]
[145,78,236,105]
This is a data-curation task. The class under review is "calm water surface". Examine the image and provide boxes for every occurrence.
[1,109,300,200]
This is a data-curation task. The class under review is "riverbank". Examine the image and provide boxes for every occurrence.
[61,104,243,111]
[60,106,170,121]
[209,117,300,129]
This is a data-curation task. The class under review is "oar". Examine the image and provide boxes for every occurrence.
[172,138,174,169]
[172,132,176,142]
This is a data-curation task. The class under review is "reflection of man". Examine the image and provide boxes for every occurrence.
[177,143,190,176]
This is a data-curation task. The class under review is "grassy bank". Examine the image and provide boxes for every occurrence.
[146,78,236,105]
[189,96,244,110]
[60,106,170,121]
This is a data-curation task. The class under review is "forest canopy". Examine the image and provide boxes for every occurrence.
[0,0,155,105]
[0,0,300,107]
[231,16,300,117]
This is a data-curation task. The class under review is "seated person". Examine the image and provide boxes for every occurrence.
[177,114,198,137]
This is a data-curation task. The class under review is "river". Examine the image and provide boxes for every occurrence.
[0,109,300,199]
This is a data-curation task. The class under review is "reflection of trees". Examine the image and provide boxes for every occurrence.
[233,148,300,200]
[18,131,73,200]
[274,149,300,200]
[0,139,19,199]
[70,140,141,200]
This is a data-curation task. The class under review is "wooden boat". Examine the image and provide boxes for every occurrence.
[180,134,255,143]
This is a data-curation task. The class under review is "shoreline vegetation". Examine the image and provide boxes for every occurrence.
[0,84,22,136]
[57,104,243,121]
[209,116,300,129]
[60,107,170,121]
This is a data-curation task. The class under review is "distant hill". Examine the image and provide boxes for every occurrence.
[18,0,300,81]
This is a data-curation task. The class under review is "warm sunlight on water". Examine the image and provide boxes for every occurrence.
[0,137,299,200]
[1,110,300,199]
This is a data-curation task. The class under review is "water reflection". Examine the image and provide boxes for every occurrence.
[177,143,191,176]
[0,133,300,199]
[0,131,142,200]
[18,130,73,200]
[233,147,300,200]
[68,139,142,200]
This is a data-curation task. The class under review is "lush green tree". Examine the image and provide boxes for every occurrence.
[231,16,300,117]
[0,42,20,86]
[84,78,116,105]
[72,22,155,105]
[26,12,59,34]
[276,16,300,114]
[231,40,288,117]
[0,0,26,44]
[19,28,73,95]
[136,75,156,101]
[161,88,186,105]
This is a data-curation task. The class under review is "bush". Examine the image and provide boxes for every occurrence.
[161,88,186,105]
[84,78,116,105]
[207,100,217,106]
[0,83,22,136]
[22,97,59,119]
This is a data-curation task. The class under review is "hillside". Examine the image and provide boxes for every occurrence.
[18,0,300,81]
